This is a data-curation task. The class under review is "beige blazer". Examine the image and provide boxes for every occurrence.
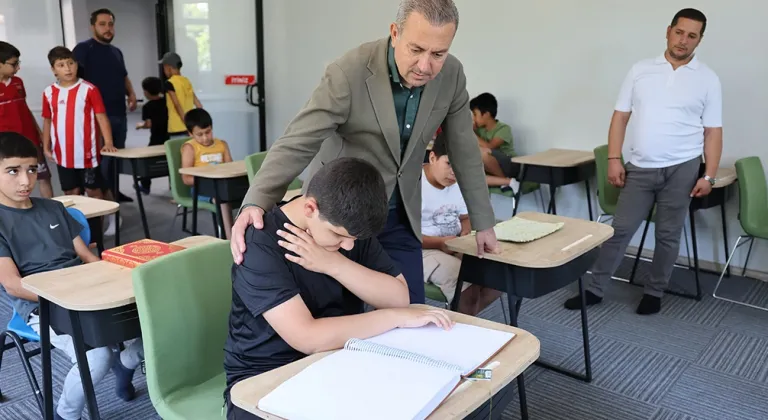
[242,37,495,238]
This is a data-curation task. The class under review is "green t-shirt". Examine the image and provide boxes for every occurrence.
[476,121,515,157]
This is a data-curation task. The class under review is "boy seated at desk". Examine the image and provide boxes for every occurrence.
[224,157,453,420]
[179,108,234,238]
[0,132,142,420]
[422,133,503,315]
[471,92,521,194]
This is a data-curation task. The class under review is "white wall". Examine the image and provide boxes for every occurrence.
[261,0,768,273]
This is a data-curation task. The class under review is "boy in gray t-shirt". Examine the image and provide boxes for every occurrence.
[0,132,142,420]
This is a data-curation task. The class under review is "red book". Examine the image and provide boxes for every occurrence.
[102,239,186,268]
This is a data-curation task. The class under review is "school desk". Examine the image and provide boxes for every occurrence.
[447,212,614,385]
[511,148,596,220]
[21,235,223,420]
[102,145,169,241]
[230,304,540,420]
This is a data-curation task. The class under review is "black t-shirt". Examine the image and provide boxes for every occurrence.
[224,207,400,393]
[141,98,169,146]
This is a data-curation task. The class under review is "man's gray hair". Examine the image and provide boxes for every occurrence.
[395,0,459,31]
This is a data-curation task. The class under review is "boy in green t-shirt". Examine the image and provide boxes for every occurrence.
[470,93,520,193]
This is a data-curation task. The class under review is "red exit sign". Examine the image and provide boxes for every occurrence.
[225,75,256,85]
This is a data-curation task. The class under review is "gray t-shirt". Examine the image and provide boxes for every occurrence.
[0,198,83,320]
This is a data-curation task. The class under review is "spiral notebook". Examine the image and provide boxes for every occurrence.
[257,323,515,420]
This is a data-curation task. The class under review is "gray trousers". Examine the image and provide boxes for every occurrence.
[588,157,701,298]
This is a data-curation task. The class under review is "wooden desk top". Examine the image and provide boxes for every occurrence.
[230,304,540,420]
[21,236,224,311]
[101,145,166,159]
[52,195,119,218]
[178,160,247,179]
[714,167,737,188]
[446,212,614,268]
[511,148,595,167]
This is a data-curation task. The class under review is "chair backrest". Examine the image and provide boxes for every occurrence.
[594,144,623,216]
[245,151,303,190]
[132,241,233,404]
[735,156,768,238]
[66,207,91,245]
[164,137,193,203]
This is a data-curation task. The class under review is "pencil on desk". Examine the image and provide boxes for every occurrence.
[561,234,593,252]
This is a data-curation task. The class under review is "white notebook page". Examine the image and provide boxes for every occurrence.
[258,349,460,420]
[364,323,514,376]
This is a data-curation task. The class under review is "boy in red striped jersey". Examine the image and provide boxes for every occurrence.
[0,41,54,198]
[41,46,117,199]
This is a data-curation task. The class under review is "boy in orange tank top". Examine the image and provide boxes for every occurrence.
[180,108,233,238]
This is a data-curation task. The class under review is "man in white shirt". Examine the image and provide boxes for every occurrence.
[421,133,502,315]
[564,8,723,315]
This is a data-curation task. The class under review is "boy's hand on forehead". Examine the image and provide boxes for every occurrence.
[277,223,344,276]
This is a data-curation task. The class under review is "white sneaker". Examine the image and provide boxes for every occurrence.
[509,178,521,194]
[104,215,122,237]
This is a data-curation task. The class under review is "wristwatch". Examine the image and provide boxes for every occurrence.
[703,175,716,186]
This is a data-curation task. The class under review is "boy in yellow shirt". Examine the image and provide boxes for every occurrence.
[180,109,233,238]
[160,52,202,137]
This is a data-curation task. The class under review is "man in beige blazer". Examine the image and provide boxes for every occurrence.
[230,0,498,304]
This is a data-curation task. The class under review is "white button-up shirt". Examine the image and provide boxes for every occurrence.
[615,55,722,168]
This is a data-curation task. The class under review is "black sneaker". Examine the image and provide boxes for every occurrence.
[636,294,661,315]
[118,192,134,202]
[563,290,603,310]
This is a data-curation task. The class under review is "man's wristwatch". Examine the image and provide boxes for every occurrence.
[703,175,716,186]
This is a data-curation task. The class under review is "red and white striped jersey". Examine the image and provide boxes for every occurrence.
[41,79,105,169]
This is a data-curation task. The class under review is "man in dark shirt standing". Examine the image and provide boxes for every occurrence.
[224,157,453,420]
[73,8,137,204]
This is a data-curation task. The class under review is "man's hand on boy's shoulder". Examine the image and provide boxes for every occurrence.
[276,223,345,276]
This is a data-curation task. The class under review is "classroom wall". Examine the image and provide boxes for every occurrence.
[261,0,768,274]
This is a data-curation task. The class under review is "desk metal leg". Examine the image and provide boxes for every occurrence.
[516,374,529,420]
[525,277,593,383]
[548,168,557,214]
[720,202,731,278]
[584,178,594,221]
[40,299,54,420]
[513,165,527,217]
[213,179,225,238]
[112,160,120,246]
[688,209,703,300]
[130,160,151,239]
[191,177,199,235]
[69,311,101,420]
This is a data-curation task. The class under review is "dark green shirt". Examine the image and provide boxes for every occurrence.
[387,41,423,208]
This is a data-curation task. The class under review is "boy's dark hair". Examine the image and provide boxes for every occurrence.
[0,41,20,64]
[430,128,448,158]
[469,93,498,118]
[184,108,213,132]
[47,46,74,67]
[671,8,707,36]
[90,8,115,25]
[142,76,163,96]
[0,132,39,161]
[305,157,388,239]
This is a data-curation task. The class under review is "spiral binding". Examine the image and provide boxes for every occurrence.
[345,338,463,373]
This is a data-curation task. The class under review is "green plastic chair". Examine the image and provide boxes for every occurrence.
[713,156,768,311]
[132,241,233,419]
[244,151,303,190]
[489,182,546,215]
[165,137,219,234]
[425,283,449,309]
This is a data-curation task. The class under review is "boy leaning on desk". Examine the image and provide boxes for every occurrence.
[224,157,454,420]
[0,132,142,420]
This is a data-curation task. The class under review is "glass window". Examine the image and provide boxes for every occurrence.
[0,0,64,112]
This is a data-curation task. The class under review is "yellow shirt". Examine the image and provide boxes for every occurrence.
[185,138,227,167]
[166,75,196,133]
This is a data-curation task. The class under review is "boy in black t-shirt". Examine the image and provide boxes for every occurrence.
[224,157,454,419]
[136,76,169,194]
